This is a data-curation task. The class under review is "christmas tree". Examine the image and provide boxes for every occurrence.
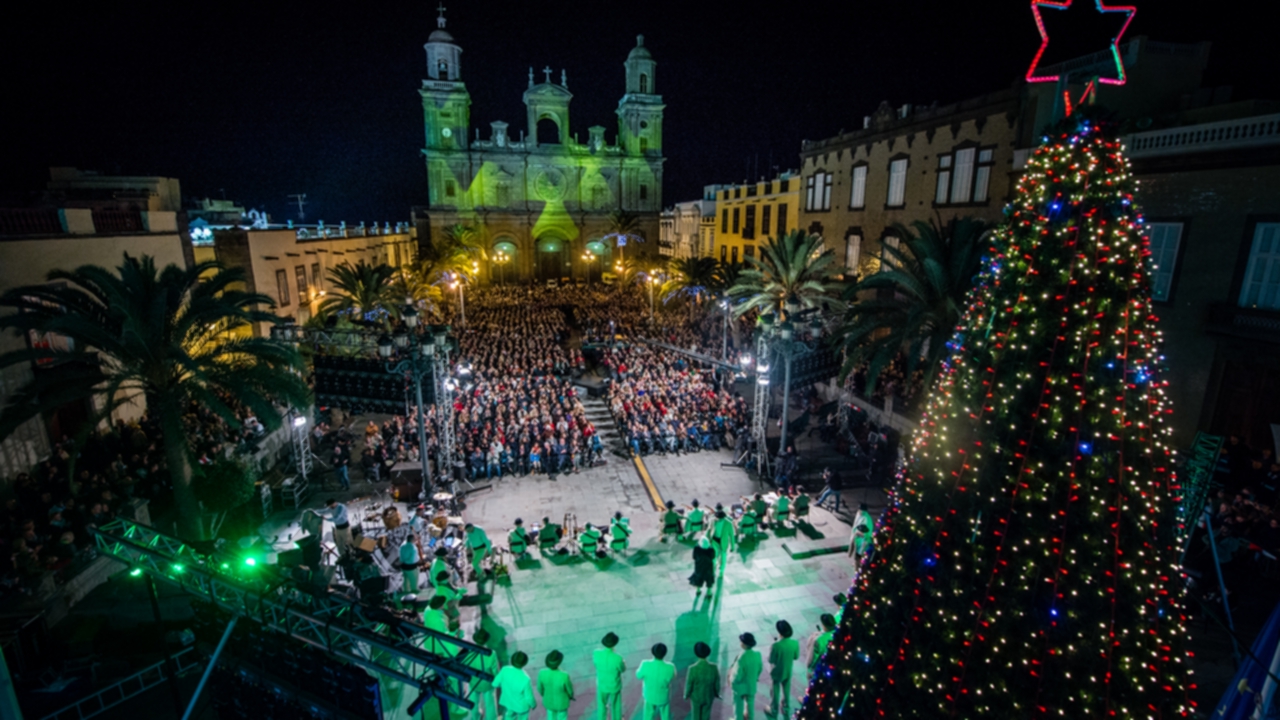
[800,120,1195,718]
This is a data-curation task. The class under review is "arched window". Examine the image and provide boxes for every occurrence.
[437,59,448,78]
[536,117,559,145]
[639,74,649,93]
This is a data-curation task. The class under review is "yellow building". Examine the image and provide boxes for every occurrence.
[196,223,416,336]
[709,172,799,264]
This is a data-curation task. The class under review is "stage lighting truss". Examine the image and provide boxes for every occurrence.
[90,517,494,709]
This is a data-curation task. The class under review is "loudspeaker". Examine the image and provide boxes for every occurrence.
[277,547,305,567]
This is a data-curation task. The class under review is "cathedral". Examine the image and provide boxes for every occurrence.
[416,11,665,283]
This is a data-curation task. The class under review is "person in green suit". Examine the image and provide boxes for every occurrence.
[508,518,531,559]
[536,650,574,720]
[711,509,737,573]
[635,642,677,720]
[767,620,800,718]
[684,499,706,540]
[493,651,536,720]
[806,614,837,673]
[749,494,769,529]
[464,628,498,720]
[661,500,683,543]
[593,632,626,720]
[684,641,721,720]
[465,523,493,590]
[428,546,451,587]
[730,632,763,720]
[610,511,633,554]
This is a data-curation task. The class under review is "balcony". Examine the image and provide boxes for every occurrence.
[0,208,62,236]
[1124,113,1280,159]
[1205,303,1280,345]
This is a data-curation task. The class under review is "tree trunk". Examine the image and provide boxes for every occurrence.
[159,399,202,540]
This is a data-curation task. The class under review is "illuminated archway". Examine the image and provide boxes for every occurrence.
[492,238,518,285]
[536,235,569,282]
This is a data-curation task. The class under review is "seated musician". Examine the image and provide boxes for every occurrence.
[537,516,563,551]
[738,507,760,541]
[661,500,683,543]
[609,511,632,553]
[684,499,706,540]
[508,518,531,558]
[579,523,603,557]
[749,494,769,529]
[792,491,811,520]
[772,493,791,527]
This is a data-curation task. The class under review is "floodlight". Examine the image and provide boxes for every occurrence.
[293,416,307,428]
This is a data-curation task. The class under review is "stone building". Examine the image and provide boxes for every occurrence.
[194,222,416,336]
[1122,110,1280,449]
[416,11,665,283]
[797,36,1211,278]
[0,169,191,483]
[708,172,800,265]
[660,185,728,260]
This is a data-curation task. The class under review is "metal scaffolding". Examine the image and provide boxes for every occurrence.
[751,333,772,479]
[89,518,493,712]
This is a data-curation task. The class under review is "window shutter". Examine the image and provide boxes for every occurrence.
[1240,223,1280,309]
[950,147,975,203]
[850,166,867,209]
[821,174,833,210]
[888,160,907,206]
[1146,223,1182,302]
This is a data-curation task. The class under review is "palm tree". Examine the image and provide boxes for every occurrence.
[660,256,722,317]
[317,260,398,324]
[603,210,644,261]
[0,255,310,540]
[418,223,486,283]
[837,217,991,394]
[391,265,444,320]
[727,229,845,320]
[712,260,746,295]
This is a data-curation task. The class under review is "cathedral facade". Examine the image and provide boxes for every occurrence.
[417,14,665,283]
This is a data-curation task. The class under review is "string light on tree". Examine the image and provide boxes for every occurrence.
[796,118,1195,718]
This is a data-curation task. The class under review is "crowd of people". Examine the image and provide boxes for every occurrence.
[1,394,270,596]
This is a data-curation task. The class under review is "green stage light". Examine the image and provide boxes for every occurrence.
[170,563,185,574]
[129,567,143,577]
[244,557,257,568]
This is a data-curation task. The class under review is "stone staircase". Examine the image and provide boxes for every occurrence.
[581,393,628,459]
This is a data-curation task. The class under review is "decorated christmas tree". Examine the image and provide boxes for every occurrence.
[800,119,1196,717]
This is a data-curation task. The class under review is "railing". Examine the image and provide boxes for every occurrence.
[1124,113,1280,158]
[0,208,63,236]
[40,647,202,720]
[1206,302,1280,343]
[90,209,144,234]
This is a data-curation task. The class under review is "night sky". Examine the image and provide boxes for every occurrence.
[2,0,1269,222]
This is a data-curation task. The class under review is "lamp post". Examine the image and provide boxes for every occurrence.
[449,273,466,326]
[378,306,436,493]
[719,296,731,361]
[645,273,656,324]
[495,251,510,285]
[582,251,596,286]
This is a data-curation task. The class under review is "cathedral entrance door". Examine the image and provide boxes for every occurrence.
[536,237,567,283]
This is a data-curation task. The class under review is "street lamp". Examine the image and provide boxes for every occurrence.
[582,251,596,286]
[449,273,466,326]
[495,251,510,285]
[719,296,731,361]
[377,306,457,495]
[645,273,657,324]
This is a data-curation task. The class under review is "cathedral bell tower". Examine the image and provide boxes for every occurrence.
[420,5,470,154]
[617,35,664,157]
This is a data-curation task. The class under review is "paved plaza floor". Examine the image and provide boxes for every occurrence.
[387,444,876,720]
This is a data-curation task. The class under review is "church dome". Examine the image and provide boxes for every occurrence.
[628,35,651,60]
[428,29,454,43]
